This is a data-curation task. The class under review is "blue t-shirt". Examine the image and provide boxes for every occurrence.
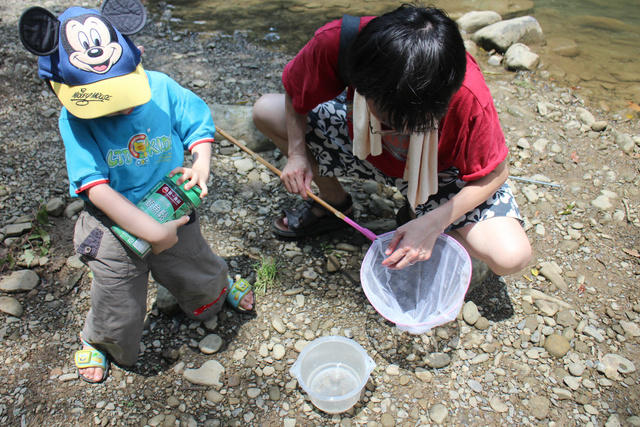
[59,71,215,204]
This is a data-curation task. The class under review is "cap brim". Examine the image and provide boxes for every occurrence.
[51,64,151,119]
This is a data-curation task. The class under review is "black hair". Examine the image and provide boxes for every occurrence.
[346,4,467,133]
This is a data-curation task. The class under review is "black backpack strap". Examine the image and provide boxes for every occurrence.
[338,14,361,86]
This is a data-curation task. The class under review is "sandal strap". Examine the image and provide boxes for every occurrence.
[226,277,252,311]
[75,348,108,370]
[283,194,353,231]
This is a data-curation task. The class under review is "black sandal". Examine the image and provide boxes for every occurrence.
[272,194,353,238]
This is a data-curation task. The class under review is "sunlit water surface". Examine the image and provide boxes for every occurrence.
[150,0,640,112]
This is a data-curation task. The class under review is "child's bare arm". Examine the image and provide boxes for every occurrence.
[170,142,212,198]
[86,184,189,254]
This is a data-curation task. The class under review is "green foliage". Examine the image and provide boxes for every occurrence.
[0,251,15,270]
[558,201,576,215]
[513,78,533,89]
[253,256,280,295]
[0,202,52,272]
[36,204,49,226]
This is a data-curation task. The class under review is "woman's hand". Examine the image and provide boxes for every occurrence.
[382,211,447,269]
[280,153,314,199]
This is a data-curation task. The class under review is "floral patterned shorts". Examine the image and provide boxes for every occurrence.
[305,98,523,231]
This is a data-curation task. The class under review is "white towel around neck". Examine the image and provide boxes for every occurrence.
[352,91,438,210]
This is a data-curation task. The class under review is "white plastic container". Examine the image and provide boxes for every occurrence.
[289,336,376,414]
[361,232,471,334]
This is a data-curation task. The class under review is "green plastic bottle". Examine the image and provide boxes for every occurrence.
[111,173,202,257]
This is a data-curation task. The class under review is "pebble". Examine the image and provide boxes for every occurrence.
[205,390,224,404]
[544,334,571,358]
[563,375,580,390]
[429,403,448,424]
[467,379,483,392]
[247,388,261,398]
[582,325,605,342]
[462,301,480,325]
[272,344,286,360]
[529,396,550,420]
[602,354,636,375]
[490,396,509,413]
[619,320,640,337]
[59,373,78,382]
[199,334,223,354]
[272,317,286,334]
[567,362,585,376]
[424,352,451,369]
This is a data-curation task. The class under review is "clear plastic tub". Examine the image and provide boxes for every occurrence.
[289,336,376,414]
[361,232,471,334]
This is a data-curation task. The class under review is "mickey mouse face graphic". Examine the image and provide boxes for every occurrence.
[61,14,122,74]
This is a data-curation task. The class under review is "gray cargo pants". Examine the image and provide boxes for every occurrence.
[74,207,228,366]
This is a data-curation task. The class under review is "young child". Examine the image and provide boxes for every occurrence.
[19,0,254,383]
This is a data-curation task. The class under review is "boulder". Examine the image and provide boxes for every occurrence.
[457,11,502,33]
[548,37,580,58]
[472,16,544,53]
[503,43,540,71]
[210,104,274,152]
[0,269,40,293]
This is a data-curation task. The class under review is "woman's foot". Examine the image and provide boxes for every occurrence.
[273,194,353,238]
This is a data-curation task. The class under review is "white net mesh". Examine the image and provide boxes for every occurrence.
[361,232,472,334]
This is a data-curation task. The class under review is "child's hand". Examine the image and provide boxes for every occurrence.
[170,166,209,198]
[150,215,190,254]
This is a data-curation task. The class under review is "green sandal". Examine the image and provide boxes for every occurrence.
[226,277,255,314]
[75,339,110,384]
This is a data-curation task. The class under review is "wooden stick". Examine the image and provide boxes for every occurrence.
[216,127,346,220]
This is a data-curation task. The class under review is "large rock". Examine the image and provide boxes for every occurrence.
[456,11,502,33]
[209,104,273,152]
[503,43,540,71]
[64,200,85,219]
[0,270,40,293]
[547,37,580,58]
[183,360,225,388]
[0,297,24,317]
[473,0,534,20]
[4,223,32,238]
[45,197,66,217]
[472,16,544,53]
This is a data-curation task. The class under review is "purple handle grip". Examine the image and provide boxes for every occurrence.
[342,216,377,241]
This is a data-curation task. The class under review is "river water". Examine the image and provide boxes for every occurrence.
[150,0,640,114]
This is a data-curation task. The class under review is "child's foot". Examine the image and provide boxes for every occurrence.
[227,277,256,313]
[75,340,109,383]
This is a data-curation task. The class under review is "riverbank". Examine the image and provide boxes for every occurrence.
[0,1,639,426]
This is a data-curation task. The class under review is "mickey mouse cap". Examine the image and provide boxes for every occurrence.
[19,0,151,119]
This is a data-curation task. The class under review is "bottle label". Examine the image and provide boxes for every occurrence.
[110,173,198,258]
[139,183,186,223]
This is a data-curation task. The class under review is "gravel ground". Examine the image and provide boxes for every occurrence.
[1,1,640,426]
